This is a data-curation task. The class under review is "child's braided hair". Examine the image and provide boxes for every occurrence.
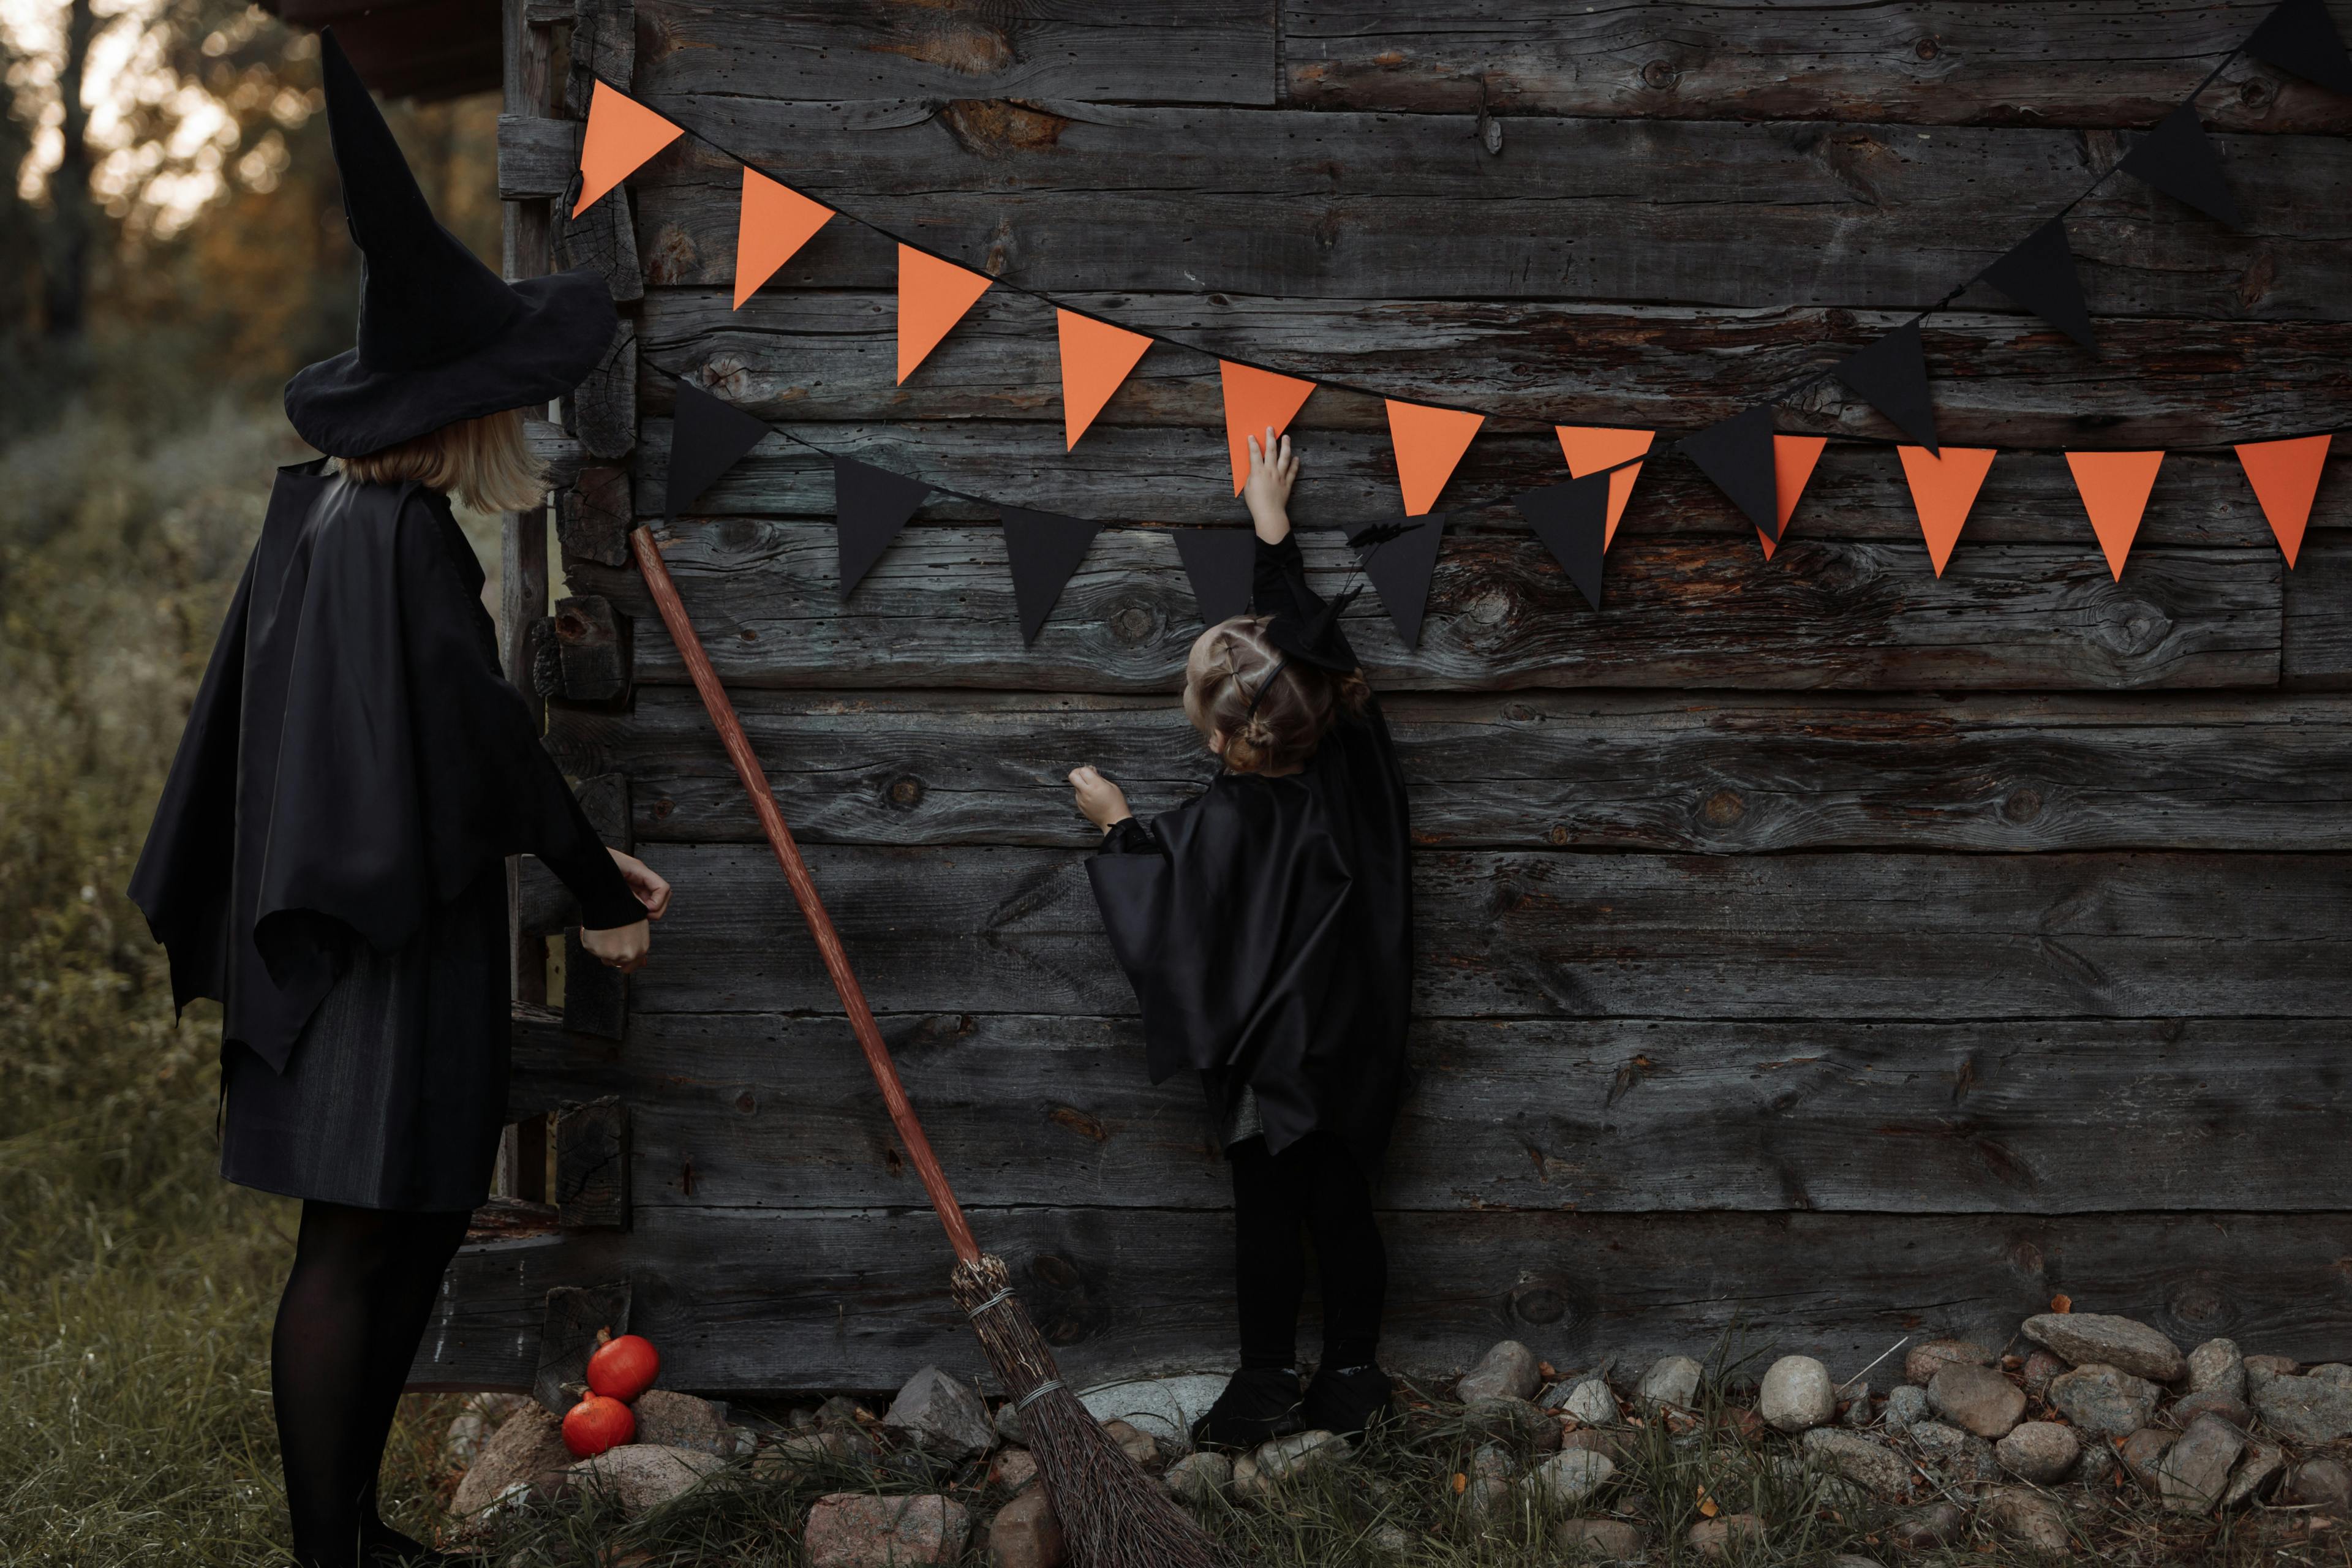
[1183,615,1371,774]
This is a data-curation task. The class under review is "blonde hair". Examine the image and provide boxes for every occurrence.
[1183,615,1371,775]
[337,407,546,513]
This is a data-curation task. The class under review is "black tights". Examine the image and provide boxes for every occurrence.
[1229,1133,1388,1371]
[271,1200,470,1567]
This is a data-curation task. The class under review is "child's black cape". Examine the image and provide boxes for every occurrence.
[1085,535,1415,1170]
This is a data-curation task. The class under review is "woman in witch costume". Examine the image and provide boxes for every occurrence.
[1069,429,1415,1447]
[129,33,663,1568]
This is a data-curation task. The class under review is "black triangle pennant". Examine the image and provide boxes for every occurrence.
[1350,519,1442,647]
[1978,216,2098,350]
[832,456,929,597]
[665,379,772,521]
[2247,0,2352,97]
[1831,320,1939,453]
[1172,529,1256,627]
[1513,474,1610,612]
[1678,404,1781,540]
[1000,507,1102,646]
[2118,102,2243,228]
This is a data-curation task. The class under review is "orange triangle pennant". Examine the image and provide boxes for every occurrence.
[1761,435,1829,560]
[2235,433,2331,568]
[1386,401,1485,517]
[896,246,994,383]
[2067,450,2165,581]
[574,80,684,217]
[1898,446,1998,576]
[1555,426,1654,548]
[1219,362,1317,494]
[1056,311,1153,450]
[733,168,833,310]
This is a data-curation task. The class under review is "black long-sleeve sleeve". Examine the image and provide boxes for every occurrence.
[1252,530,1319,626]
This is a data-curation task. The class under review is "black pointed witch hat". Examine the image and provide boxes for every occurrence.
[283,29,619,456]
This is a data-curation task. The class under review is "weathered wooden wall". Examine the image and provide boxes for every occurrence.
[424,0,2352,1396]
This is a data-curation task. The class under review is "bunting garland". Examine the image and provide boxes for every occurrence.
[595,0,2349,643]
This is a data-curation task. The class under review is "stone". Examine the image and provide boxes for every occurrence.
[2048,1363,2161,1438]
[629,1389,736,1457]
[445,1392,531,1471]
[2186,1338,2245,1400]
[564,1446,727,1517]
[1983,1488,2071,1555]
[2222,1440,2284,1510]
[1996,1421,2080,1484]
[993,1401,1028,1450]
[2073,1441,2119,1487]
[1758,1355,1838,1433]
[1099,1419,1163,1472]
[2021,1312,2185,1382]
[450,1402,575,1520]
[2119,1427,2177,1490]
[884,1366,996,1463]
[1235,1430,1348,1501]
[1906,1420,1998,1484]
[2312,1362,2352,1389]
[1928,1362,2026,1439]
[2250,1370,2352,1444]
[986,1489,1063,1568]
[2158,1414,2245,1514]
[1077,1374,1231,1452]
[1525,1449,1616,1510]
[1558,1427,1626,1463]
[814,1395,869,1428]
[1801,1428,1912,1500]
[1635,1354,1703,1410]
[1903,1338,1996,1387]
[2021,1351,2067,1397]
[1883,1384,1931,1431]
[1687,1513,1765,1559]
[1458,1340,1543,1404]
[1885,1502,1965,1550]
[1163,1450,1231,1504]
[1839,1381,1873,1429]
[1458,1441,1515,1521]
[989,1447,1039,1493]
[1551,1518,1647,1562]
[2243,1354,2299,1381]
[1465,1395,1556,1448]
[804,1493,972,1568]
[2172,1390,2253,1428]
[1555,1378,1621,1427]
[2283,1457,2352,1513]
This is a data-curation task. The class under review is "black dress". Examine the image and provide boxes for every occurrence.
[130,461,643,1213]
[1085,533,1415,1175]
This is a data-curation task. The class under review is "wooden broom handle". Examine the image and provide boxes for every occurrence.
[630,526,982,1264]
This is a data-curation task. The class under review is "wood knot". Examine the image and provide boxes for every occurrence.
[734,1090,756,1114]
[937,99,1071,158]
[1047,1104,1109,1143]
[1641,58,1679,90]
[1548,825,1570,846]
[1107,602,1157,644]
[1701,788,1746,826]
[2002,788,2044,823]
[2169,1278,2230,1329]
[2239,77,2272,107]
[1512,1286,1567,1325]
[1032,1254,1080,1289]
[887,775,925,810]
[650,797,676,821]
[1913,36,1940,61]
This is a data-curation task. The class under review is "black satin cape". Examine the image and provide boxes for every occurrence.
[129,461,639,1072]
[1086,535,1415,1172]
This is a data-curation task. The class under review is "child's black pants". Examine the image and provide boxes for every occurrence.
[1227,1131,1388,1370]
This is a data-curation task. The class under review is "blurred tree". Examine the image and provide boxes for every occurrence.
[43,0,96,343]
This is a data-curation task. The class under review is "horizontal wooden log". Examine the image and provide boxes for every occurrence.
[570,521,2281,692]
[415,1204,2352,1393]
[1281,1,2352,134]
[499,107,2352,317]
[573,843,2352,1020]
[2286,540,2352,688]
[634,1,1278,106]
[510,1009,2352,1216]
[545,688,2352,853]
[641,287,2352,454]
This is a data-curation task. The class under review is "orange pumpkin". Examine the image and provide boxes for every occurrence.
[586,1330,662,1401]
[562,1392,636,1458]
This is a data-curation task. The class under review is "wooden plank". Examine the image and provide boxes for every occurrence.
[639,288,2352,456]
[498,108,2352,317]
[2285,538,2352,689]
[550,594,632,704]
[546,688,2352,854]
[554,1095,631,1227]
[414,1204,2352,1393]
[556,463,633,569]
[509,1009,2352,1216]
[568,522,2281,693]
[1280,1,2352,134]
[576,843,2352,1021]
[633,0,1280,107]
[532,1281,632,1412]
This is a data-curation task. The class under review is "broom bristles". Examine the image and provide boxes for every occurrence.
[951,1254,1229,1568]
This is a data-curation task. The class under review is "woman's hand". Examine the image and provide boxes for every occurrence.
[1243,426,1297,543]
[1068,766,1132,832]
[609,848,671,921]
[581,919,651,973]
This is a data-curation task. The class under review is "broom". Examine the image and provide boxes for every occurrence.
[628,526,1224,1568]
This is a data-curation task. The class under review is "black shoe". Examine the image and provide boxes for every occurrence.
[1302,1363,1395,1439]
[1189,1366,1305,1449]
[362,1526,470,1567]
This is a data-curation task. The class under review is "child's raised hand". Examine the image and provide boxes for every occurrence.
[1068,766,1132,832]
[1242,426,1298,542]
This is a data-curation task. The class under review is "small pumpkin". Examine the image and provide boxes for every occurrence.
[562,1392,636,1458]
[586,1328,661,1402]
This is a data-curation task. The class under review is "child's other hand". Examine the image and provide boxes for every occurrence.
[1243,426,1297,542]
[1068,766,1132,832]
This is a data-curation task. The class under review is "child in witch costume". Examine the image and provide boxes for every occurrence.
[1071,429,1414,1447]
[128,32,664,1568]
